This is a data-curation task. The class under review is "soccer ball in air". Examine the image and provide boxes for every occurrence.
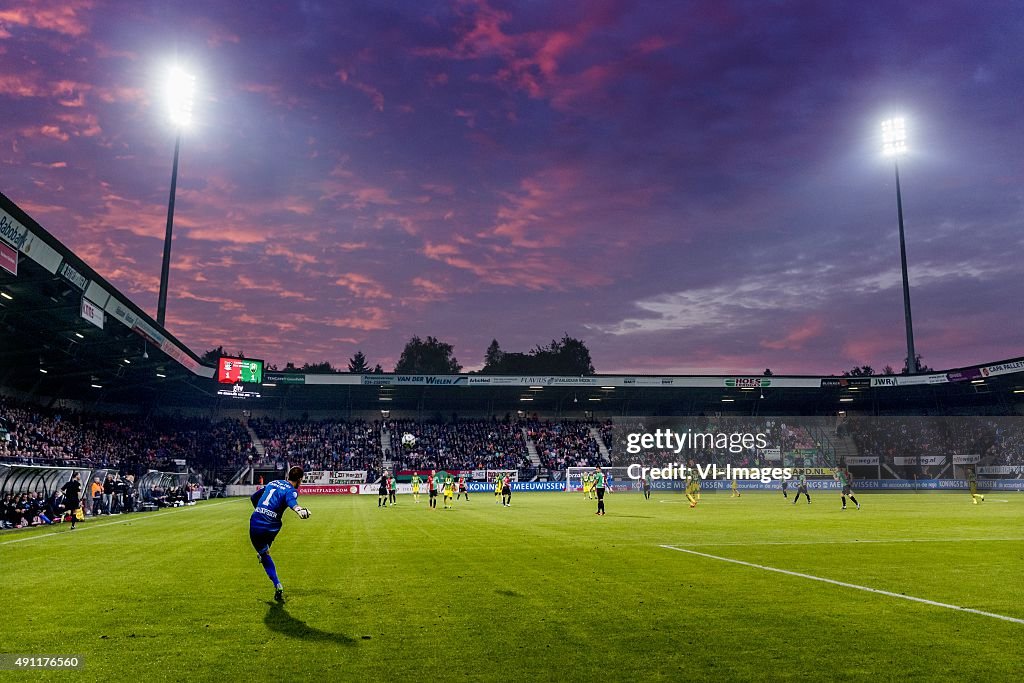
[401,433,417,449]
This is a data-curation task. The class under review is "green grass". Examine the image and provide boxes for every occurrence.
[2,491,1023,682]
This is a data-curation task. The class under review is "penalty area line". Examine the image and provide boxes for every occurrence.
[659,544,1024,625]
[664,537,1024,547]
[0,501,233,547]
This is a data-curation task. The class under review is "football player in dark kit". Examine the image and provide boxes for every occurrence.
[428,470,438,509]
[835,467,861,510]
[501,474,512,507]
[249,466,311,603]
[792,473,810,504]
[593,466,606,516]
[61,472,83,530]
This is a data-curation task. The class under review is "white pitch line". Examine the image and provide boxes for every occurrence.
[0,501,233,547]
[660,544,1024,625]
[665,537,1024,547]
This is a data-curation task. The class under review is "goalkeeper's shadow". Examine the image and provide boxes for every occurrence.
[264,601,357,646]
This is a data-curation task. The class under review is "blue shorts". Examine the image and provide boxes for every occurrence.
[249,526,280,554]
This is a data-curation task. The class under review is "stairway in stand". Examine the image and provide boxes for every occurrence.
[590,426,610,463]
[521,427,541,468]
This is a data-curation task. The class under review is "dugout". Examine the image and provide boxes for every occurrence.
[136,470,205,507]
[0,464,95,497]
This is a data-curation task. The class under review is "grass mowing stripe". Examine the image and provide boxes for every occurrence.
[0,500,233,546]
[659,544,1024,625]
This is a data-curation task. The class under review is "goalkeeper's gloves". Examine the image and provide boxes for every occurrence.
[296,507,311,519]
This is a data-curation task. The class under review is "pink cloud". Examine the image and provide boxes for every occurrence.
[407,276,452,303]
[183,224,271,243]
[265,244,320,266]
[235,274,314,302]
[94,85,145,105]
[423,241,460,259]
[93,43,136,60]
[0,73,141,110]
[635,35,672,54]
[336,68,385,111]
[489,166,584,248]
[350,186,398,207]
[37,125,70,141]
[319,173,404,212]
[292,308,391,333]
[334,273,393,300]
[282,197,315,215]
[419,0,619,110]
[445,1,516,59]
[0,0,94,38]
[548,63,617,110]
[0,74,47,97]
[760,317,826,350]
[454,108,477,127]
[421,182,455,196]
[421,238,609,290]
[55,110,101,137]
[411,277,446,294]
[89,189,166,240]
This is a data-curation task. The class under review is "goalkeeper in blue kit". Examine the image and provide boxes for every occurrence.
[249,466,311,603]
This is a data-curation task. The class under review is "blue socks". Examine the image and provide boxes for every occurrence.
[259,552,280,587]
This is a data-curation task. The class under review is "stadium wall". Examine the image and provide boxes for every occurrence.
[219,479,1023,497]
[613,479,1022,492]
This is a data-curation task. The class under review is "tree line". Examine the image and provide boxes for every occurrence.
[840,354,933,377]
[201,334,596,376]
[203,342,934,377]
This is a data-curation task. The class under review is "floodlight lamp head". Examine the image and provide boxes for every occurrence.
[881,117,907,157]
[167,67,196,128]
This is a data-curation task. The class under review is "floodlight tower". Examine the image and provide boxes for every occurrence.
[881,117,917,375]
[156,67,196,327]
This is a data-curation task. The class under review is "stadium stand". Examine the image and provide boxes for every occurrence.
[249,417,383,479]
[387,419,529,472]
[840,416,1024,474]
[0,398,253,476]
[527,419,606,470]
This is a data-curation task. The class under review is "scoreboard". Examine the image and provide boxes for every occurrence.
[217,357,263,384]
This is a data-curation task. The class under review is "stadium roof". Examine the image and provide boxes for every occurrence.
[2,190,1022,414]
[1,191,213,405]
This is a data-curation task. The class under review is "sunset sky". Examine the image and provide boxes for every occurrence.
[1,1,1021,374]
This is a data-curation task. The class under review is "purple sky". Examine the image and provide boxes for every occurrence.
[2,1,1022,374]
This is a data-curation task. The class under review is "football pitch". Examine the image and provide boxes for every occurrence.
[3,491,1023,682]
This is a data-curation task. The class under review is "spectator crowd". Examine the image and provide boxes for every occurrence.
[0,397,253,479]
[250,418,383,477]
[388,418,529,472]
